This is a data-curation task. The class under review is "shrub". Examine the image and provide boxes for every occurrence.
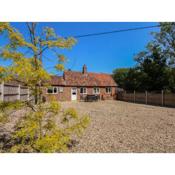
[8,100,90,153]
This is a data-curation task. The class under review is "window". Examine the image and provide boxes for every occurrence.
[58,87,64,93]
[47,87,64,94]
[47,87,58,94]
[93,87,100,94]
[106,87,112,93]
[80,87,87,94]
[53,87,57,93]
[47,87,53,94]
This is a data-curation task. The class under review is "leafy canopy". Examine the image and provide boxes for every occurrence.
[0,23,90,153]
[113,23,175,92]
[6,100,90,153]
[0,22,76,87]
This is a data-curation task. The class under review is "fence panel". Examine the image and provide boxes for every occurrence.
[123,93,134,102]
[117,90,175,108]
[147,92,162,106]
[4,84,18,95]
[20,86,28,95]
[3,84,19,102]
[4,94,18,102]
[20,86,29,101]
[0,82,30,102]
[164,93,175,107]
[20,94,28,101]
[135,93,146,104]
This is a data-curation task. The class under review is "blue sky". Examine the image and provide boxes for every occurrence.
[0,22,159,74]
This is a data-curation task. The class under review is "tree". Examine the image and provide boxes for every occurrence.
[113,23,175,92]
[135,45,169,91]
[0,23,90,153]
[9,101,90,153]
[0,22,76,104]
[167,68,175,93]
[151,22,175,67]
[124,68,145,91]
[112,68,129,89]
[112,67,145,91]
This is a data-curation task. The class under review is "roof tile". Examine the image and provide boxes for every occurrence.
[50,71,117,87]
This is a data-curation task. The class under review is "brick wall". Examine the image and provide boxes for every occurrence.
[99,87,116,100]
[43,86,116,101]
[43,86,71,101]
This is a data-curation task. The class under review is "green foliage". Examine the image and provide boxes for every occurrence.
[34,132,70,153]
[9,100,90,153]
[0,100,24,113]
[0,22,76,104]
[43,27,56,39]
[0,23,90,153]
[135,46,169,91]
[113,23,175,92]
[112,67,145,91]
[133,23,175,92]
[167,68,175,93]
[151,22,175,66]
[0,112,8,124]
[112,68,129,89]
[41,37,76,49]
[58,54,67,62]
[55,64,65,71]
[124,68,144,91]
[0,101,24,125]
[63,108,78,120]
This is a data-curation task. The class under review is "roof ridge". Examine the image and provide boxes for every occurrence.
[50,70,117,87]
[64,70,111,75]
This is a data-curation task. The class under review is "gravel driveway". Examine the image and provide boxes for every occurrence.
[61,100,175,153]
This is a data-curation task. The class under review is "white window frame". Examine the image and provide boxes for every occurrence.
[58,87,64,93]
[93,87,100,94]
[106,87,112,94]
[80,87,87,94]
[47,86,64,94]
[46,87,58,94]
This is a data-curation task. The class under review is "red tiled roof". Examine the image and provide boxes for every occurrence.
[50,75,66,86]
[51,71,117,87]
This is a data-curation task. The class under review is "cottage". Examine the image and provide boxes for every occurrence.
[44,65,117,101]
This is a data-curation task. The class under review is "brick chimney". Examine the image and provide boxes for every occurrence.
[82,64,87,74]
[63,71,65,80]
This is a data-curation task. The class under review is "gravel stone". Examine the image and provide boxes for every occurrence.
[1,100,175,153]
[61,100,175,153]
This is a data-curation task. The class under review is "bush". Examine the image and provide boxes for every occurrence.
[0,101,24,124]
[8,100,90,153]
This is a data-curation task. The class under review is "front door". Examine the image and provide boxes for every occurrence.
[71,87,77,101]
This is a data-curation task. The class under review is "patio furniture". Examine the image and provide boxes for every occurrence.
[85,95,100,102]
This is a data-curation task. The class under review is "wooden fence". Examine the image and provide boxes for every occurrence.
[0,82,30,102]
[117,90,175,108]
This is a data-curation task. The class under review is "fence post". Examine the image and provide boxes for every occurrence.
[145,91,148,105]
[0,81,4,102]
[124,90,126,101]
[161,90,164,106]
[134,90,136,103]
[18,84,21,100]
